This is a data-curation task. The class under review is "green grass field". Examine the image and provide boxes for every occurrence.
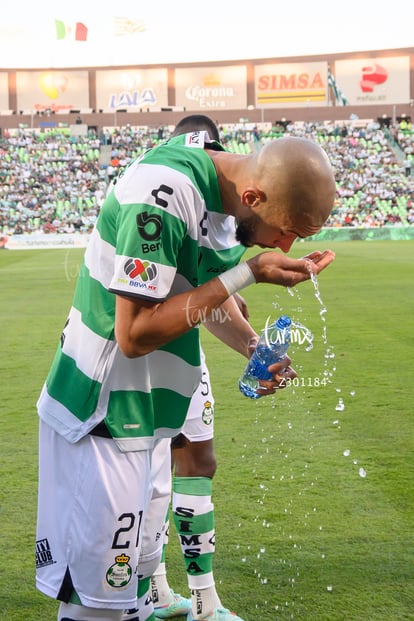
[1,241,413,620]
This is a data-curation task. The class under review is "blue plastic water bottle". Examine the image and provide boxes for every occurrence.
[238,315,291,399]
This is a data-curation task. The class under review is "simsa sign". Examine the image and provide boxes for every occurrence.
[254,61,328,107]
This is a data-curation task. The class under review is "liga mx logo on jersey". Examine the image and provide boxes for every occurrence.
[123,258,158,291]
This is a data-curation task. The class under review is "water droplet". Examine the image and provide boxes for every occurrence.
[335,398,345,411]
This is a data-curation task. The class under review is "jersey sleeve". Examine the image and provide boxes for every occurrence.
[108,160,196,301]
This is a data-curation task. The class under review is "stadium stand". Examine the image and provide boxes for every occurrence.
[0,122,413,237]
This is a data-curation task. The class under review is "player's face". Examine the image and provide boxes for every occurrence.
[236,214,309,252]
[235,207,322,252]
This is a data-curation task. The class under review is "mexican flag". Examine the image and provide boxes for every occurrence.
[55,19,88,41]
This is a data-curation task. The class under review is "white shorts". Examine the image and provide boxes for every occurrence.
[181,348,215,442]
[36,420,171,610]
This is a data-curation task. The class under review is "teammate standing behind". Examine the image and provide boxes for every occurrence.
[148,115,253,621]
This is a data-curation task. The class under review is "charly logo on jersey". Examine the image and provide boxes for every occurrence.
[121,257,158,291]
[106,554,132,588]
[36,538,56,568]
[202,400,214,425]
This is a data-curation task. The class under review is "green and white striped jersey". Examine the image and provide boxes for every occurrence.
[37,131,246,451]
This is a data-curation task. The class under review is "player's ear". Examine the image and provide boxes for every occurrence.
[242,188,266,210]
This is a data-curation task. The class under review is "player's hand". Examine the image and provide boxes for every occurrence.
[255,355,297,397]
[247,249,335,288]
[246,340,296,397]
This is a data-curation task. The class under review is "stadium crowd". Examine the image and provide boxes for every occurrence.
[0,120,413,237]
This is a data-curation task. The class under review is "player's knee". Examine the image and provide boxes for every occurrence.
[174,440,217,477]
[197,447,217,478]
[58,602,123,620]
[209,456,217,478]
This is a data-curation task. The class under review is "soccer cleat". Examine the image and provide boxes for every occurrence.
[186,608,245,621]
[154,589,192,618]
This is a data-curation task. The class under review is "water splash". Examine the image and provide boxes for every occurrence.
[335,398,345,412]
[307,270,339,393]
[241,267,367,618]
[309,270,328,346]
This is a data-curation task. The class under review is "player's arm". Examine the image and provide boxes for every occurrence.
[115,249,334,358]
[115,275,239,357]
[202,295,258,358]
[232,292,249,320]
